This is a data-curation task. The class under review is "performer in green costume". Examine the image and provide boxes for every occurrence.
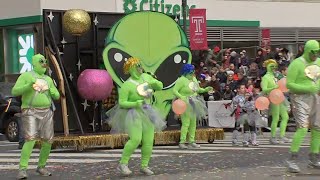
[12,54,60,179]
[108,57,166,176]
[173,64,212,149]
[261,59,290,144]
[286,40,320,172]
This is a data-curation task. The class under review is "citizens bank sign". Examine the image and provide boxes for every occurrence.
[122,0,196,17]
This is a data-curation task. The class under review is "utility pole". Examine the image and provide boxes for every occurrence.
[182,0,187,32]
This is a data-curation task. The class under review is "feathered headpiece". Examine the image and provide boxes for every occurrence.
[123,57,140,74]
[263,59,277,67]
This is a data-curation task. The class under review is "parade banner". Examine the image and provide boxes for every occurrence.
[189,9,207,50]
[261,29,271,50]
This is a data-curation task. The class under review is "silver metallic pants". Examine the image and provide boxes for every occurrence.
[21,108,54,143]
[290,94,320,130]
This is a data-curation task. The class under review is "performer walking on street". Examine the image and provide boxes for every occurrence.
[108,57,166,176]
[286,40,320,172]
[261,59,290,144]
[12,54,60,179]
[173,64,212,149]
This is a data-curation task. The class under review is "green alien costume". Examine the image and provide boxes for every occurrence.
[173,64,212,149]
[261,59,290,144]
[103,11,191,120]
[286,40,320,173]
[12,54,60,179]
[107,57,166,176]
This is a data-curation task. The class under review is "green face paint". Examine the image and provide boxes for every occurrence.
[32,54,47,75]
[303,40,320,62]
[267,63,278,73]
[103,12,191,117]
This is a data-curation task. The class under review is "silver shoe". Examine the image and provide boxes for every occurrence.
[232,139,239,146]
[188,143,200,148]
[179,143,188,149]
[251,133,259,146]
[140,167,154,175]
[243,141,249,147]
[17,169,28,179]
[308,153,320,169]
[117,164,132,175]
[270,137,279,145]
[279,137,292,144]
[287,153,300,173]
[36,167,52,176]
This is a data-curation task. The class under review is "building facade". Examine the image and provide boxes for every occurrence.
[1,0,320,80]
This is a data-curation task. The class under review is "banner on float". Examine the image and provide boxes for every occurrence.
[208,100,235,128]
[189,9,207,50]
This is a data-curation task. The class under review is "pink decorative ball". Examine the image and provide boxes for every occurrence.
[77,69,113,101]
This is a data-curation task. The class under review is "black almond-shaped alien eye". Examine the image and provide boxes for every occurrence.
[108,48,131,82]
[155,51,189,89]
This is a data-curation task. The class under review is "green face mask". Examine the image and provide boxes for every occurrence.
[303,40,320,62]
[32,54,48,75]
[185,71,194,80]
[129,63,144,78]
[267,63,277,73]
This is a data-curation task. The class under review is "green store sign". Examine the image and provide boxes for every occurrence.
[123,0,196,17]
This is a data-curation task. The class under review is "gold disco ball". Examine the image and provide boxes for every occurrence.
[63,9,91,36]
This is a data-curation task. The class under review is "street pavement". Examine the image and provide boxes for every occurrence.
[0,132,319,180]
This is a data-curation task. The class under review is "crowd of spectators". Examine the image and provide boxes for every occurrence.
[192,45,304,101]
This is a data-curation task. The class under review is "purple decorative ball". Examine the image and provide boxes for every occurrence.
[77,69,113,101]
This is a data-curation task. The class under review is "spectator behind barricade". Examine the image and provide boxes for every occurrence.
[236,71,248,87]
[248,62,259,80]
[195,60,205,77]
[200,73,222,101]
[230,51,238,65]
[216,65,227,84]
[277,65,288,80]
[229,63,236,72]
[280,48,291,66]
[222,53,231,69]
[255,49,265,68]
[223,84,235,100]
[240,50,249,67]
[239,65,249,76]
[206,46,227,68]
[296,45,304,58]
[226,71,237,91]
[265,47,274,60]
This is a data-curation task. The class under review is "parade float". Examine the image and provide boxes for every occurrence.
[0,4,224,151]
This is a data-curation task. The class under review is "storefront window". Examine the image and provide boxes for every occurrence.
[1,25,39,82]
[4,26,35,74]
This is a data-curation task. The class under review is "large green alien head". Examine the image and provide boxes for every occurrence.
[103,11,191,88]
[303,40,320,62]
[32,54,48,75]
[103,11,191,117]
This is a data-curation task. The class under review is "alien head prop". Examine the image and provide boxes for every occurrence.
[103,11,191,88]
[103,11,191,118]
[303,40,320,62]
[32,54,48,75]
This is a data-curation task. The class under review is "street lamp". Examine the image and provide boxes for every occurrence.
[182,0,187,32]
